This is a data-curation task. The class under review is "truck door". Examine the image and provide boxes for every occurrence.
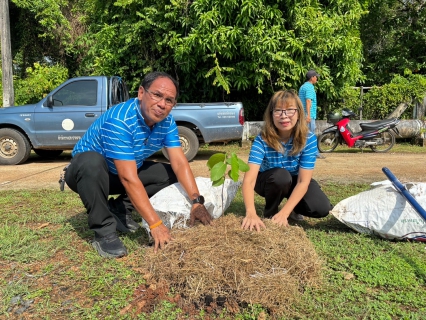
[34,79,102,147]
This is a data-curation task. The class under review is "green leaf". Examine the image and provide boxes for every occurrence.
[228,169,239,182]
[238,158,250,172]
[211,176,225,187]
[210,162,227,181]
[229,153,240,181]
[207,153,226,169]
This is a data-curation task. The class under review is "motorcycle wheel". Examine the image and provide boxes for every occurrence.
[318,132,339,153]
[369,131,395,153]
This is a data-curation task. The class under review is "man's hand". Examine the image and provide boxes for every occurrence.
[150,224,173,253]
[190,204,212,226]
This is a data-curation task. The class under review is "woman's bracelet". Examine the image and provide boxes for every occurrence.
[149,220,163,230]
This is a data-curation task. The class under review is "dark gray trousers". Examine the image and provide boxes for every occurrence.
[254,168,332,218]
[65,151,177,237]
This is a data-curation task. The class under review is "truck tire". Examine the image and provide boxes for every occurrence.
[34,149,64,158]
[0,128,32,165]
[162,126,199,162]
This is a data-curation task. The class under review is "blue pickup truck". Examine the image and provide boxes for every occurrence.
[0,76,244,165]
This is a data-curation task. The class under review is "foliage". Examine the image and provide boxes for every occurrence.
[13,63,69,106]
[207,152,249,186]
[10,0,86,77]
[360,0,426,84]
[337,73,426,119]
[8,0,426,121]
[72,0,366,120]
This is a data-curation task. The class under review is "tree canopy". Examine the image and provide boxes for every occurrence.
[6,0,426,119]
[360,0,426,84]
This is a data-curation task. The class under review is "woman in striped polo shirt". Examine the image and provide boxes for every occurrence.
[241,90,332,231]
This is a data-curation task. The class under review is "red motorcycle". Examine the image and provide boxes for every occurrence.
[317,109,400,153]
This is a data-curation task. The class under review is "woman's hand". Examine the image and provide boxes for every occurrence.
[271,213,289,227]
[150,224,173,253]
[241,214,266,232]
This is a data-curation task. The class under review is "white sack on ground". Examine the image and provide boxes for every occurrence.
[331,182,426,241]
[143,177,241,233]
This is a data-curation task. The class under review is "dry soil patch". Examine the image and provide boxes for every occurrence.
[0,151,425,191]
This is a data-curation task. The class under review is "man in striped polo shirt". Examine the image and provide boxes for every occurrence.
[65,71,212,258]
[298,69,325,159]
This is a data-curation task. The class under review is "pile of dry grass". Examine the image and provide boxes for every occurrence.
[140,214,322,315]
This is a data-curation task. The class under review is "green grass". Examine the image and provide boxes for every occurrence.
[1,142,426,319]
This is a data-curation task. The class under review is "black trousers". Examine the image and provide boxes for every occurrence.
[65,151,177,237]
[254,168,332,218]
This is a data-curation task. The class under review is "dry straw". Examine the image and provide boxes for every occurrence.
[140,214,322,315]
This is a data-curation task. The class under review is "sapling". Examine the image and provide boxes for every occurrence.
[207,152,249,214]
[207,152,249,186]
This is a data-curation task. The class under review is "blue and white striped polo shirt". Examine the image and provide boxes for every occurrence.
[298,82,317,119]
[72,98,181,174]
[248,132,317,176]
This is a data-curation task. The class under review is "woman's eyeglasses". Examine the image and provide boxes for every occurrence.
[272,108,298,117]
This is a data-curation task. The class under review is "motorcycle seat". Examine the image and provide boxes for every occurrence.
[360,118,398,130]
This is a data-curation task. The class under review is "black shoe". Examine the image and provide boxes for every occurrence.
[92,232,128,258]
[108,197,140,233]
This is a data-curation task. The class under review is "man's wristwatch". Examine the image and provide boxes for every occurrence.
[192,195,205,205]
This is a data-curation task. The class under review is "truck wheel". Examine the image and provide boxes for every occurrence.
[162,126,199,162]
[34,149,64,158]
[0,128,31,165]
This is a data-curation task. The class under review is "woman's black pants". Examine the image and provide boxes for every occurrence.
[254,168,332,218]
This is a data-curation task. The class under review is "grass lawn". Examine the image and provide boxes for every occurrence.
[1,142,426,319]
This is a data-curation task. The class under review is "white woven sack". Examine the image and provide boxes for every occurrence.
[142,177,241,233]
[331,181,426,241]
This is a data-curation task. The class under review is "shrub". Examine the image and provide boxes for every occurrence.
[338,73,426,119]
[11,63,68,106]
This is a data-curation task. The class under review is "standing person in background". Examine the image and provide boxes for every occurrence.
[298,69,325,159]
[241,89,332,228]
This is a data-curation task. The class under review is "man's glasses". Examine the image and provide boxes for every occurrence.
[273,108,298,117]
[144,88,176,107]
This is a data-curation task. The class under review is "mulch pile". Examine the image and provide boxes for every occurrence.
[123,214,322,317]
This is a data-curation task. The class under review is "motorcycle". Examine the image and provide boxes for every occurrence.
[317,109,400,153]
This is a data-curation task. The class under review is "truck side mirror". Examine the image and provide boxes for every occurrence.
[46,95,54,108]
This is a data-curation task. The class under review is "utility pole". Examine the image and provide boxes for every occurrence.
[1,0,15,107]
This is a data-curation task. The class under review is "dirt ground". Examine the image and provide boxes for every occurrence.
[0,150,425,191]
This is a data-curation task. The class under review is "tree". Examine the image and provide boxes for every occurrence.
[10,0,86,77]
[77,0,367,120]
[360,0,426,84]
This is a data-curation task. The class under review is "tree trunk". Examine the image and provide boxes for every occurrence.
[417,96,426,120]
[387,102,409,119]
